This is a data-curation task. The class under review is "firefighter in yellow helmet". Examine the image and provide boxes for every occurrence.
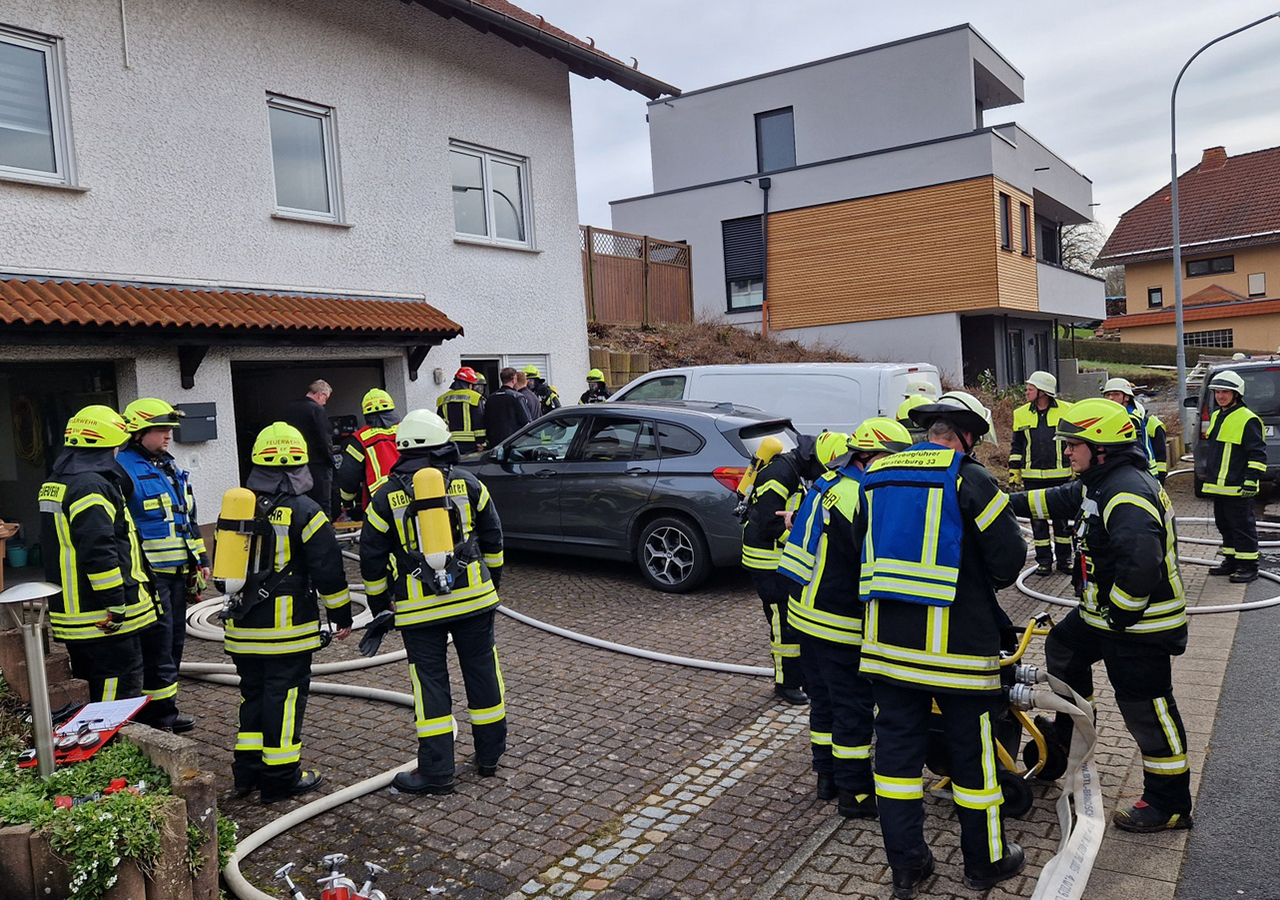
[359,409,507,794]
[118,398,208,733]
[524,364,561,416]
[1009,371,1074,576]
[338,388,401,515]
[780,419,910,820]
[580,368,612,404]
[895,395,931,443]
[224,422,352,803]
[1201,369,1266,583]
[1009,398,1193,833]
[39,405,158,705]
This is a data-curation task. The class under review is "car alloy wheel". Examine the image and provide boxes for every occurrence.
[637,515,711,593]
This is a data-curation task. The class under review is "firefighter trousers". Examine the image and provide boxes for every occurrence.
[1025,477,1072,568]
[798,633,874,794]
[1213,495,1258,567]
[65,633,144,703]
[136,572,185,729]
[1045,608,1192,814]
[872,681,1009,871]
[751,569,802,688]
[402,611,506,780]
[230,651,313,795]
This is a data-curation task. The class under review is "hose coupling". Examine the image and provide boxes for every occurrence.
[1013,663,1040,685]
[1008,683,1036,710]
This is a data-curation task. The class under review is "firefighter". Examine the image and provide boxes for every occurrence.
[742,434,828,704]
[338,388,401,515]
[435,367,487,453]
[1009,397,1194,832]
[895,394,931,443]
[118,398,208,733]
[779,419,912,820]
[859,391,1027,898]
[1102,377,1167,483]
[223,422,352,803]
[523,365,562,416]
[39,405,158,705]
[358,409,507,794]
[1202,370,1266,584]
[1008,371,1073,576]
[580,368,611,404]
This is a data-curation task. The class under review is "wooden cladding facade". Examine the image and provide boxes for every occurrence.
[581,226,693,326]
[765,176,1038,331]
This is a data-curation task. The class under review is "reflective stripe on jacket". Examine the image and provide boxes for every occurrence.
[436,389,487,444]
[1203,403,1266,496]
[741,454,804,571]
[339,426,399,508]
[117,448,207,573]
[1129,403,1168,479]
[1008,399,1072,479]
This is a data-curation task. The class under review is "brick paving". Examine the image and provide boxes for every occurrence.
[176,479,1259,900]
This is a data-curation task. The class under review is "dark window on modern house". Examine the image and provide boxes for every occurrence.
[1186,255,1234,277]
[723,215,765,311]
[1038,221,1061,264]
[1249,273,1266,297]
[1185,328,1233,348]
[999,193,1012,250]
[1020,203,1031,255]
[1148,287,1163,308]
[755,107,795,173]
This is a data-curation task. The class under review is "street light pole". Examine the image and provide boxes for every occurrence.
[1170,10,1280,443]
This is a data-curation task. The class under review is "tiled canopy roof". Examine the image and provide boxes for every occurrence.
[0,278,462,339]
[1095,145,1280,267]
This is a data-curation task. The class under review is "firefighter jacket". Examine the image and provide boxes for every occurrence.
[436,384,486,446]
[858,445,1026,694]
[532,381,562,416]
[222,467,352,655]
[1202,401,1266,497]
[1008,398,1072,480]
[117,446,208,574]
[741,436,816,571]
[39,449,158,641]
[779,462,865,645]
[1127,402,1168,481]
[338,414,400,509]
[1010,444,1187,642]
[580,385,612,404]
[360,446,504,629]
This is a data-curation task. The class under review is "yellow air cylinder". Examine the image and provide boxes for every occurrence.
[213,487,257,592]
[736,436,785,498]
[413,467,453,573]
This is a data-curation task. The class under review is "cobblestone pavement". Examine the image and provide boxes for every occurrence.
[177,479,1261,900]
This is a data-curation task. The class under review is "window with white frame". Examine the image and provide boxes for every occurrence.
[450,143,531,247]
[1184,328,1233,348]
[267,94,342,221]
[0,25,75,184]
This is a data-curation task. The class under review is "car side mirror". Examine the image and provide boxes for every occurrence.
[490,444,507,463]
[1183,395,1199,409]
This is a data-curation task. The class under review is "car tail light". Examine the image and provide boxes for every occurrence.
[1200,403,1211,439]
[713,466,747,493]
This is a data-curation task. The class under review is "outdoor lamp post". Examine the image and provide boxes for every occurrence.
[0,581,64,778]
[1170,10,1280,442]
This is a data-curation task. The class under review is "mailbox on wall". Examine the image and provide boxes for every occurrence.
[174,402,217,442]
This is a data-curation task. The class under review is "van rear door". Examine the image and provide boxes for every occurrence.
[880,366,942,416]
[690,371,865,433]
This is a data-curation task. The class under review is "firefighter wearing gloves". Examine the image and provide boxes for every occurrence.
[741,434,828,705]
[118,398,208,733]
[1102,377,1167,483]
[1008,371,1073,576]
[1009,397,1193,832]
[779,419,911,821]
[1202,370,1266,584]
[39,405,158,704]
[338,388,401,515]
[359,409,507,795]
[223,422,352,804]
[435,367,487,453]
[580,368,611,404]
[859,391,1027,898]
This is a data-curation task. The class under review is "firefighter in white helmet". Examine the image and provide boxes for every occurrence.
[1102,377,1167,483]
[1202,370,1266,583]
[1009,371,1073,576]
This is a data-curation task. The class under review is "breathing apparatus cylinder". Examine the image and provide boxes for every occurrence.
[213,487,257,596]
[412,467,454,593]
[733,436,785,519]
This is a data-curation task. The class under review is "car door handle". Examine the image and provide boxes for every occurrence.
[625,467,651,476]
[534,469,558,478]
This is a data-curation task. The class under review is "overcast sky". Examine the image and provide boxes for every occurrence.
[520,1,1280,236]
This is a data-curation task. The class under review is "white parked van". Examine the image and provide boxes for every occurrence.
[609,363,942,434]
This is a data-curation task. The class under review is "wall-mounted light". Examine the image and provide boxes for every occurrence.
[432,367,445,385]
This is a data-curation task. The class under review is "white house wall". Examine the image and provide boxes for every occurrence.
[1,0,588,396]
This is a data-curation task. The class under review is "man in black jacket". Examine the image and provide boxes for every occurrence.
[486,367,532,446]
[281,379,336,516]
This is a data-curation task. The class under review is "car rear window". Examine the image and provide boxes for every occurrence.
[618,375,686,401]
[1241,369,1280,418]
[734,422,799,458]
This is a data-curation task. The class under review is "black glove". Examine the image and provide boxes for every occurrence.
[489,566,502,590]
[359,609,396,657]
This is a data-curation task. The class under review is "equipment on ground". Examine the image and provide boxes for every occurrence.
[274,863,308,900]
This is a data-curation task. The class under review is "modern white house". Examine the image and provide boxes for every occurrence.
[611,24,1104,387]
[0,0,674,535]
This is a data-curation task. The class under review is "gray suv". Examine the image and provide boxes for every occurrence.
[457,401,798,592]
[1186,359,1280,493]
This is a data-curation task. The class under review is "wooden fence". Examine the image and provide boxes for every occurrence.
[581,226,693,325]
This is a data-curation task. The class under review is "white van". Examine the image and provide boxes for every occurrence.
[609,363,942,434]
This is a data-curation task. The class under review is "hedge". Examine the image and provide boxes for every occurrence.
[1071,339,1274,367]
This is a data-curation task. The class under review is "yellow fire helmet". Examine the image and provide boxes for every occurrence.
[1055,397,1136,446]
[523,365,541,377]
[896,394,931,424]
[815,431,852,467]
[64,405,131,449]
[850,417,914,455]
[251,422,310,466]
[124,397,184,433]
[362,388,395,415]
[587,368,606,383]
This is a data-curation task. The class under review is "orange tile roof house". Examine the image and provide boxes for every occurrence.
[1097,145,1280,352]
[0,0,674,526]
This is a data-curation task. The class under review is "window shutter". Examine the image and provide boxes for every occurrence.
[722,216,764,281]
